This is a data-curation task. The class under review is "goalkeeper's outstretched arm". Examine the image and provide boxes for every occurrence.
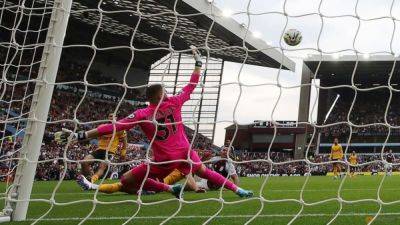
[191,45,202,74]
[169,46,202,105]
[54,115,140,144]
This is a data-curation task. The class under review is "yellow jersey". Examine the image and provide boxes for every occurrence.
[97,131,126,154]
[349,154,357,165]
[330,144,343,160]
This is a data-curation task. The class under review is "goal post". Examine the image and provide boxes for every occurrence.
[5,0,73,221]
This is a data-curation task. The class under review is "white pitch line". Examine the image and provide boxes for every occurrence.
[26,212,400,221]
[4,187,399,196]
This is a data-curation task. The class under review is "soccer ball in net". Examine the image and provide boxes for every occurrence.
[283,29,302,46]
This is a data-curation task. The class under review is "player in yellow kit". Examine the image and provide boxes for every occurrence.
[330,138,343,179]
[80,114,128,184]
[348,151,357,178]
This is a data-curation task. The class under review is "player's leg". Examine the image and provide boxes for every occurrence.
[163,169,185,185]
[338,162,343,178]
[163,168,205,192]
[92,158,110,183]
[87,149,108,183]
[77,164,181,196]
[349,166,353,178]
[120,163,182,197]
[230,174,240,185]
[81,154,95,178]
[76,174,124,193]
[227,160,240,185]
[387,164,392,176]
[77,169,137,194]
[385,163,388,176]
[349,166,354,178]
[332,162,338,178]
[187,150,252,197]
[334,163,338,177]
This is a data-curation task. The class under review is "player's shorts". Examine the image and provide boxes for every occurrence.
[196,178,209,191]
[331,158,342,165]
[90,149,115,160]
[123,150,202,190]
[350,165,357,173]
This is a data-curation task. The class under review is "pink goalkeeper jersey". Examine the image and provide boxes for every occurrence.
[97,72,200,162]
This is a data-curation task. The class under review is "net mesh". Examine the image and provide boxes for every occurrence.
[1,0,400,224]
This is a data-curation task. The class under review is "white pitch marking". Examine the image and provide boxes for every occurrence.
[26,212,400,221]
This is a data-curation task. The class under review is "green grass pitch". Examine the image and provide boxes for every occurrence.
[3,176,400,225]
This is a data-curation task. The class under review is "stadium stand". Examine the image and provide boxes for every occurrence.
[0,46,218,181]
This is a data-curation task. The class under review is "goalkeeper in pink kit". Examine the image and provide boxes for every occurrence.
[55,47,253,198]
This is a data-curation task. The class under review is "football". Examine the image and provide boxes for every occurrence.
[283,29,302,46]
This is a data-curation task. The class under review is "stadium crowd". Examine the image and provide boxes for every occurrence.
[321,92,400,141]
[1,136,398,181]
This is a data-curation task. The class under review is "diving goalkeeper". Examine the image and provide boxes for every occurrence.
[55,46,253,198]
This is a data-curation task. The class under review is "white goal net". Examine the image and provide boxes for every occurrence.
[1,0,400,224]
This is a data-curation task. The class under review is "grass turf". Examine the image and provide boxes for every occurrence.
[2,175,400,225]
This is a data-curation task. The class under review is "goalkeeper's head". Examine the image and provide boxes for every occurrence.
[146,84,166,104]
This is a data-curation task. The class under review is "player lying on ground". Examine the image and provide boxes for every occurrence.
[330,137,343,179]
[80,113,128,184]
[55,46,253,198]
[76,167,204,195]
[163,146,240,191]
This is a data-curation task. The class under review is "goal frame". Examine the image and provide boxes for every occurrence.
[3,0,73,221]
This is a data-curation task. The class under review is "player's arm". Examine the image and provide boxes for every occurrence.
[170,46,202,105]
[54,112,141,144]
[227,161,240,185]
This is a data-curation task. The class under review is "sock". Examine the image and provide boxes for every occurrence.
[199,168,237,192]
[98,182,122,194]
[91,175,99,183]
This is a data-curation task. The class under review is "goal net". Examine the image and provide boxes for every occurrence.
[1,0,399,224]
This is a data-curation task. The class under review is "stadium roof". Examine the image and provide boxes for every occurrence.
[25,0,294,70]
[304,54,400,85]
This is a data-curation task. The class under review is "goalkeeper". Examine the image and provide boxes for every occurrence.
[55,46,253,198]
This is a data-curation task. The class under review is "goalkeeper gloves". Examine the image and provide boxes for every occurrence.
[54,128,87,144]
[190,45,202,68]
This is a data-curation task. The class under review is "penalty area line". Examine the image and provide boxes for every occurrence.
[26,212,400,221]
